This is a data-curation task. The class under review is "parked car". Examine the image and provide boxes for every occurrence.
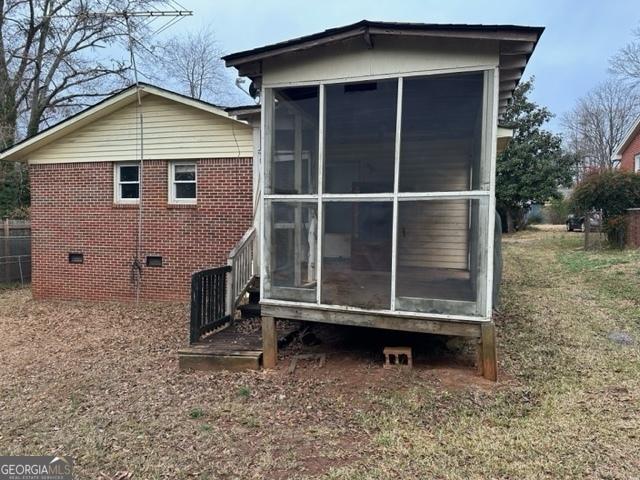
[566,214,583,232]
[566,212,602,232]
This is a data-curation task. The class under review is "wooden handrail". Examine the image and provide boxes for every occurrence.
[227,227,257,312]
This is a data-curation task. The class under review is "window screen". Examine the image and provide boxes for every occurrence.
[267,201,318,302]
[399,72,484,192]
[271,87,319,195]
[321,201,393,309]
[324,80,398,193]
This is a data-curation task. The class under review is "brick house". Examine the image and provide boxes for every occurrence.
[2,21,542,380]
[0,83,258,302]
[611,116,640,247]
[613,115,640,172]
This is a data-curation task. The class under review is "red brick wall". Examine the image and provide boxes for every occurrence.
[620,131,640,172]
[29,158,253,301]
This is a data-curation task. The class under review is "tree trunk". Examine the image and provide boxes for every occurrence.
[26,104,43,139]
[506,209,515,233]
[0,87,18,150]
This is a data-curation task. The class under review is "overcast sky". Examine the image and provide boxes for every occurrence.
[168,0,640,132]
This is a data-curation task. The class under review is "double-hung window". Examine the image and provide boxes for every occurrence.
[114,163,140,203]
[634,154,640,173]
[169,162,197,204]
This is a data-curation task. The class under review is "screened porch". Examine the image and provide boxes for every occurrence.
[262,69,496,320]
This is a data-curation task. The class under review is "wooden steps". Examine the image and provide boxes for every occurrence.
[179,275,267,372]
[178,348,262,371]
[238,302,261,318]
[178,324,263,371]
[238,276,261,318]
[178,315,298,372]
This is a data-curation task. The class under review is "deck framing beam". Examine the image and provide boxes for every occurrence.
[262,304,481,338]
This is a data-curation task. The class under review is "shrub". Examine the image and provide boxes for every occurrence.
[570,170,640,246]
[543,197,571,224]
[528,212,543,225]
[604,214,627,248]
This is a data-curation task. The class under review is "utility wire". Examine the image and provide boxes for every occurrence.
[63,1,193,304]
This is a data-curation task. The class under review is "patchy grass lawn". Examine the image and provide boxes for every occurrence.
[1,229,640,479]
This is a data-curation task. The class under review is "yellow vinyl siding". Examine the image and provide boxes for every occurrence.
[397,200,469,270]
[27,95,252,164]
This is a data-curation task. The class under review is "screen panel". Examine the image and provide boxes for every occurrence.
[324,80,398,194]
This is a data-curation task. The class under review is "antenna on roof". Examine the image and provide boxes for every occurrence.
[65,1,193,304]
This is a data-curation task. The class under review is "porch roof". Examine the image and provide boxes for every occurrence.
[223,20,544,116]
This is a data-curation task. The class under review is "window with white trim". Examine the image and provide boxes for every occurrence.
[635,154,640,173]
[114,163,140,203]
[169,162,197,203]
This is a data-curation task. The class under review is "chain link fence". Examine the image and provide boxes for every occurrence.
[0,219,31,286]
[584,210,605,251]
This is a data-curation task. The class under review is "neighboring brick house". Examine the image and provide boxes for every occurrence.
[612,116,640,247]
[613,115,640,172]
[0,83,256,302]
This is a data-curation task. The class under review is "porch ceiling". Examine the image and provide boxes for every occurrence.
[223,20,544,118]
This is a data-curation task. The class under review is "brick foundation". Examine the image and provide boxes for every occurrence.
[29,158,253,302]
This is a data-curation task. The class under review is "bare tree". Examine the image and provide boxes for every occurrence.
[0,0,160,150]
[562,80,640,173]
[149,26,251,105]
[610,26,640,87]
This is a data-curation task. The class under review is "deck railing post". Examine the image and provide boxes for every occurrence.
[189,273,199,344]
[3,219,9,283]
[226,259,234,317]
[17,256,23,286]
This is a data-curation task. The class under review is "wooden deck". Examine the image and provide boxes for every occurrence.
[178,320,297,372]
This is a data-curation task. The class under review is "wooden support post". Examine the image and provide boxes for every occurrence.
[261,316,277,369]
[480,322,497,381]
[476,338,484,377]
[3,219,10,283]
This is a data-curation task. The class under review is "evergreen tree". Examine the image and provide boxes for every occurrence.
[497,78,577,232]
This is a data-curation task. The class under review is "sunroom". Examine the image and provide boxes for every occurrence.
[224,21,543,379]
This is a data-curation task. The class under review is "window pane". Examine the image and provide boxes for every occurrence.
[324,80,397,193]
[175,182,196,199]
[271,87,319,195]
[322,201,392,309]
[395,199,486,316]
[121,183,139,199]
[399,72,484,192]
[120,165,139,182]
[267,201,317,302]
[174,165,196,181]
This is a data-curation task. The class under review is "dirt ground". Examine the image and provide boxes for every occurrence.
[1,229,640,479]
